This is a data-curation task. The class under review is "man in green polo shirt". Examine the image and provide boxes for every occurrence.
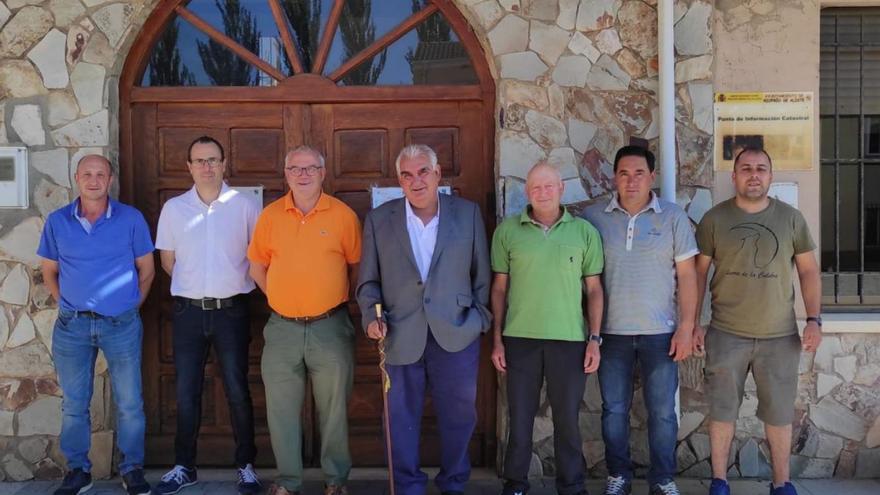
[490,162,604,495]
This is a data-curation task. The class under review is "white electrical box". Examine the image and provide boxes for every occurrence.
[0,147,28,209]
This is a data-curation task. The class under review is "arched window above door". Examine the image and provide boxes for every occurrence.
[140,0,480,87]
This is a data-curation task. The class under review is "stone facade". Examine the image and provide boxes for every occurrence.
[0,0,877,482]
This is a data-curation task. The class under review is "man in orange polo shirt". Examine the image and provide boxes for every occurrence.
[248,145,361,495]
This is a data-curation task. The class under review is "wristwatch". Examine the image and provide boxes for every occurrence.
[806,316,822,327]
[588,334,603,346]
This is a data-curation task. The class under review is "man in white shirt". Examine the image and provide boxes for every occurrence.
[154,136,262,495]
[357,144,492,495]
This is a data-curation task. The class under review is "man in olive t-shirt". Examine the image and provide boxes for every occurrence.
[693,148,822,495]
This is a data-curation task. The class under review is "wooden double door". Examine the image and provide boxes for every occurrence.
[130,97,496,467]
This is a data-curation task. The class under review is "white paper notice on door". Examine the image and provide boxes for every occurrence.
[769,182,798,209]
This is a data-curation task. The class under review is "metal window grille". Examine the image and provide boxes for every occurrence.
[820,8,880,308]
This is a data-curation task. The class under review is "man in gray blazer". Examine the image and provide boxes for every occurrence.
[357,144,491,495]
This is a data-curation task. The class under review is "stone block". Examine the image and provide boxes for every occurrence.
[687,188,712,223]
[500,131,545,179]
[616,48,645,79]
[501,80,548,112]
[568,32,601,63]
[18,437,48,463]
[34,457,63,479]
[791,455,836,478]
[576,0,622,32]
[814,335,842,372]
[557,0,579,30]
[31,148,71,187]
[503,177,526,217]
[0,378,37,410]
[674,0,712,56]
[690,432,711,461]
[867,416,880,449]
[688,82,713,134]
[816,433,844,459]
[552,55,591,87]
[488,15,529,55]
[470,1,504,29]
[50,0,86,28]
[1,453,33,481]
[529,20,570,65]
[521,0,556,21]
[810,396,867,441]
[89,431,114,480]
[32,309,57,356]
[0,309,8,352]
[17,396,62,436]
[618,0,657,59]
[854,363,880,386]
[817,373,843,398]
[835,355,857,383]
[0,341,55,378]
[675,55,712,83]
[678,410,705,440]
[27,29,69,89]
[0,410,13,435]
[50,110,109,147]
[561,178,588,204]
[0,6,53,58]
[93,3,135,47]
[0,59,48,100]
[586,55,630,91]
[676,442,697,471]
[11,104,45,146]
[7,312,36,349]
[676,125,712,187]
[499,51,548,82]
[0,2,10,29]
[34,178,70,219]
[527,452,543,477]
[596,28,622,55]
[548,148,578,179]
[855,448,880,478]
[681,460,711,478]
[568,118,598,154]
[71,63,107,116]
[0,263,30,306]
[525,110,566,148]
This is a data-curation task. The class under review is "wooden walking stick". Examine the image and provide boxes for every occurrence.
[375,303,395,495]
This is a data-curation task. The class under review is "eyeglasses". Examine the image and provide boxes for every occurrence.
[285,165,324,176]
[190,157,222,168]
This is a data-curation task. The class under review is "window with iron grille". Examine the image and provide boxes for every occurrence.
[820,8,880,307]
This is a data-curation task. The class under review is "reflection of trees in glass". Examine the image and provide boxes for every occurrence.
[149,19,195,86]
[196,0,260,85]
[406,1,451,66]
[339,0,387,85]
[280,0,322,71]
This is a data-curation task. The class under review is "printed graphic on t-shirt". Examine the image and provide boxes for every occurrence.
[726,222,780,279]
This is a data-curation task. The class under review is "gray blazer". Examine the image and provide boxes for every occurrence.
[356,194,492,366]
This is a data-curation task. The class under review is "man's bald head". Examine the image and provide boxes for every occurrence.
[76,154,113,175]
[525,161,562,187]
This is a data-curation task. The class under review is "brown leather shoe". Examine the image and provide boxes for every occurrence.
[324,484,348,495]
[268,483,299,495]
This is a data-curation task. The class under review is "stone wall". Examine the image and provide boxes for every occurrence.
[0,0,878,482]
[0,0,157,481]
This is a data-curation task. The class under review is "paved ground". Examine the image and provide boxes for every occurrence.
[1,469,878,495]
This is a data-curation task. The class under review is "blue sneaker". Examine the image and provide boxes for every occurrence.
[156,465,197,495]
[709,478,730,495]
[54,468,93,495]
[769,482,798,495]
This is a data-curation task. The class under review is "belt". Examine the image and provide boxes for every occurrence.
[179,296,239,311]
[277,303,347,323]
[74,310,105,319]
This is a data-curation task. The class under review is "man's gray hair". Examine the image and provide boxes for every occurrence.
[286,145,325,168]
[395,144,439,174]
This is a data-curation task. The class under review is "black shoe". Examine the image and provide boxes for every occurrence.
[54,468,93,495]
[501,482,528,495]
[122,468,152,495]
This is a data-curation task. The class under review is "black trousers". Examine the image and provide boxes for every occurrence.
[172,295,256,468]
[503,337,587,495]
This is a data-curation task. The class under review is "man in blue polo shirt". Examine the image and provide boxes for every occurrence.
[38,154,155,495]
[582,146,699,495]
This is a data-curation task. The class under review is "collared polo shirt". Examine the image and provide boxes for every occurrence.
[582,193,699,335]
[156,183,260,299]
[491,207,604,341]
[247,192,361,318]
[404,198,439,281]
[37,198,155,316]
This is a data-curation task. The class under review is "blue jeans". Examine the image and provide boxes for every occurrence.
[52,308,146,475]
[172,296,256,467]
[598,333,678,486]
